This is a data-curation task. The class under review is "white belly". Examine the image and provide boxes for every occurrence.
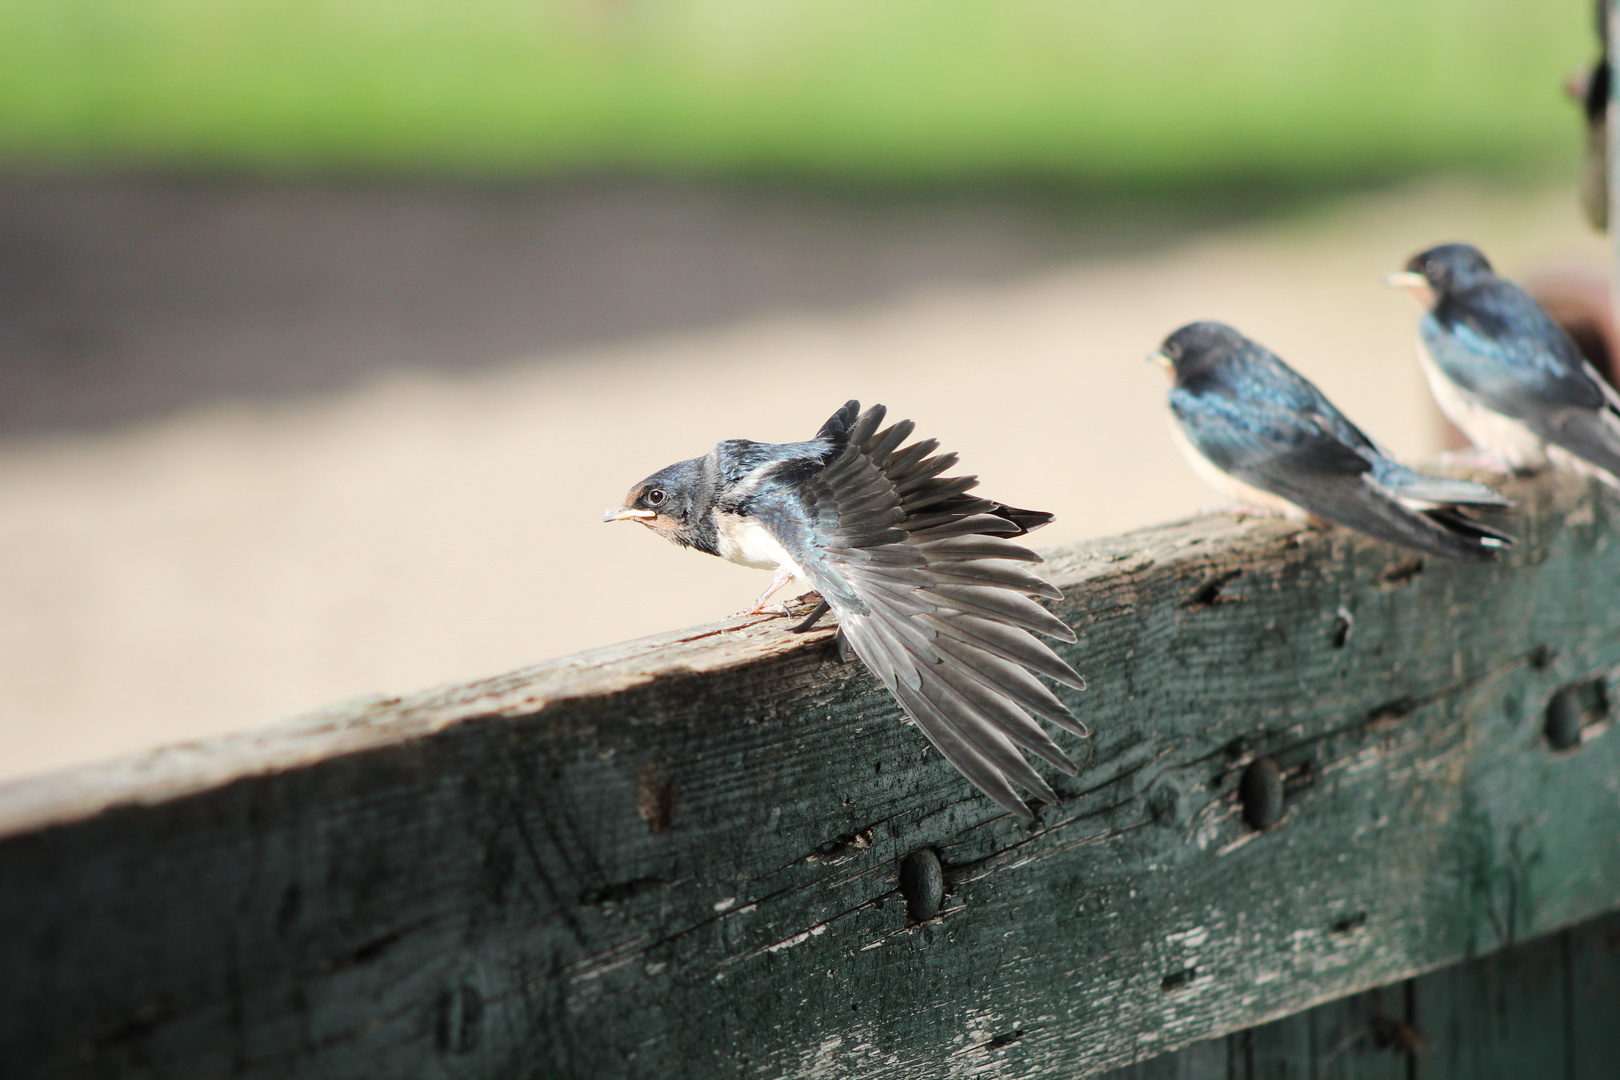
[1415,340,1549,469]
[714,511,801,573]
[1168,418,1309,521]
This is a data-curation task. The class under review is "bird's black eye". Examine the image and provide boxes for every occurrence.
[1424,260,1438,277]
[646,489,666,506]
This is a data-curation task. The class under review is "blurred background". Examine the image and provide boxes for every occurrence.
[0,0,1609,781]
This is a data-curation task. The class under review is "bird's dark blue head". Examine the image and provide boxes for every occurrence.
[1154,321,1249,386]
[1401,243,1496,298]
[604,456,713,550]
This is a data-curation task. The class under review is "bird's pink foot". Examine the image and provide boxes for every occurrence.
[726,567,801,619]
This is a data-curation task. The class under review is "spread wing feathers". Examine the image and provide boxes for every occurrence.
[784,401,1087,818]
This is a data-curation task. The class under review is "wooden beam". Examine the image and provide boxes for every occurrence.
[3,472,1619,1079]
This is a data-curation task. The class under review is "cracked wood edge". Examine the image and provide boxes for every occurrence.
[0,505,1235,840]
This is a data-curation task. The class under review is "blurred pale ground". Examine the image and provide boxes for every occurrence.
[0,177,1606,782]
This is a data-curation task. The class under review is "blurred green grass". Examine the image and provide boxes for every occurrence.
[0,0,1596,186]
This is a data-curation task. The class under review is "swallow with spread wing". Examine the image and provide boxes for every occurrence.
[1154,321,1514,561]
[605,400,1088,818]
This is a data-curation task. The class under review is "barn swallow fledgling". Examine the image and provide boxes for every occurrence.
[604,400,1088,819]
[1386,243,1620,489]
[1155,321,1514,561]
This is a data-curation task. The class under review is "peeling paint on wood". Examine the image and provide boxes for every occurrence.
[2,473,1620,1078]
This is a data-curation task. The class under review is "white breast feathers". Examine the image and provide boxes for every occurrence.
[714,511,801,573]
[1415,340,1549,470]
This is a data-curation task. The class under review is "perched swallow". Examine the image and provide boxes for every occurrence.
[1154,321,1514,561]
[1387,243,1620,489]
[605,401,1088,818]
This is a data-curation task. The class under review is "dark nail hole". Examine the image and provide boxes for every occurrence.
[1330,912,1368,934]
[635,765,680,835]
[1161,968,1198,992]
[1381,558,1424,587]
[1546,678,1609,750]
[1367,698,1415,727]
[987,1029,1026,1049]
[1529,644,1556,671]
[809,827,874,863]
[1146,781,1180,826]
[1332,607,1354,648]
[1240,756,1285,830]
[1184,568,1243,609]
[900,848,944,923]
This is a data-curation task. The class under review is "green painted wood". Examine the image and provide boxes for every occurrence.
[1570,911,1620,1079]
[1308,991,1413,1080]
[1104,908,1620,1079]
[1242,1013,1312,1080]
[2,473,1620,1079]
[1097,1037,1231,1080]
[1239,992,1412,1080]
[1411,934,1568,1080]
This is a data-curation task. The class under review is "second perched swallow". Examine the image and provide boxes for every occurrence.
[1154,321,1514,561]
[1387,243,1620,489]
[605,401,1088,819]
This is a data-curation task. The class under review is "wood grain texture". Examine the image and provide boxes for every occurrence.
[3,472,1620,1079]
[1410,926,1569,1079]
[1104,911,1619,1079]
[1569,911,1620,1080]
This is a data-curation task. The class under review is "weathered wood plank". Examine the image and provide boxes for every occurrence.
[1098,1037,1230,1080]
[1570,911,1620,1079]
[1101,907,1620,1078]
[1410,934,1569,1080]
[3,472,1620,1079]
[1306,991,1412,1080]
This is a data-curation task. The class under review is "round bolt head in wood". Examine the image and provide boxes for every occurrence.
[1240,756,1285,830]
[900,848,944,922]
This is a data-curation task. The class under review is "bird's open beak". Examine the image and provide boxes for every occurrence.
[603,507,656,523]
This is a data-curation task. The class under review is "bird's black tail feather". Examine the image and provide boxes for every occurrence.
[1423,507,1516,555]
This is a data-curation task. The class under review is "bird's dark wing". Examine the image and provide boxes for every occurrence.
[755,402,1086,819]
[1171,386,1505,561]
[1424,284,1620,479]
[1423,283,1610,416]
